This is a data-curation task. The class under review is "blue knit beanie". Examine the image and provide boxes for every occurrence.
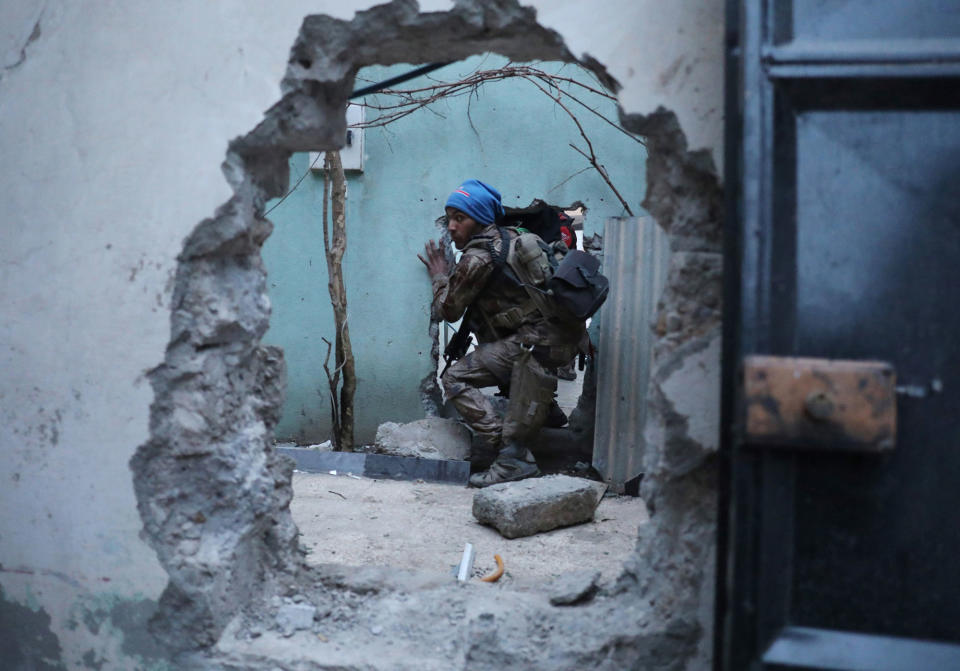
[445,179,504,226]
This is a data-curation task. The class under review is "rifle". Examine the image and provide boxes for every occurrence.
[441,307,475,376]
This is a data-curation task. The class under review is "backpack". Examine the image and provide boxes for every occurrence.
[492,226,609,323]
[499,200,571,247]
[549,247,609,320]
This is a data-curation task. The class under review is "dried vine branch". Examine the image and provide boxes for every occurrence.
[520,73,634,216]
[352,63,642,214]
[320,337,340,442]
[321,150,357,451]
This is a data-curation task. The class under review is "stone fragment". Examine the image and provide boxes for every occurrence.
[374,418,471,460]
[275,603,316,637]
[549,570,601,606]
[651,252,722,357]
[472,475,607,539]
[644,330,720,481]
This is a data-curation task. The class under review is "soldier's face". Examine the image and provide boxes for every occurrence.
[445,208,483,250]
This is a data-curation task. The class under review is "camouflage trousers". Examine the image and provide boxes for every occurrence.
[442,335,575,459]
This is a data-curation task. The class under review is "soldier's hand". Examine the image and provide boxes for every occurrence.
[418,239,449,279]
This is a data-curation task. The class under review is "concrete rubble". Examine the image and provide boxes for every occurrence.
[620,106,724,671]
[274,600,317,637]
[472,475,607,539]
[205,565,698,671]
[374,417,471,461]
[548,570,602,606]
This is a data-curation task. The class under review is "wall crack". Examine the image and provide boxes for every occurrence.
[2,3,44,76]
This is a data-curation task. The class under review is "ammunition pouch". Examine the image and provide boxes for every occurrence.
[504,346,557,440]
[486,301,541,331]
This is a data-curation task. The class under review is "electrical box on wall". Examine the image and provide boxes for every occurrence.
[310,103,364,173]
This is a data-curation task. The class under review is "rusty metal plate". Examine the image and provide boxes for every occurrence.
[743,355,896,452]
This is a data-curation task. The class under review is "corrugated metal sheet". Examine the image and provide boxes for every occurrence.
[592,216,671,491]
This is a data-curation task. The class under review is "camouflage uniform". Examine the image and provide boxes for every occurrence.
[430,225,585,467]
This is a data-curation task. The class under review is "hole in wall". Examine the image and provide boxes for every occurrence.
[130,1,722,666]
[261,53,648,589]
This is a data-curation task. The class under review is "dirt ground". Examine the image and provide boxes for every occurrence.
[290,471,649,591]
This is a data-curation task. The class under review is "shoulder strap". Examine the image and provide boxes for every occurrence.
[459,227,513,340]
[488,226,510,269]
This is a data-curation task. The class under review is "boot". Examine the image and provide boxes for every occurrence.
[470,434,501,473]
[468,441,540,488]
[470,445,498,473]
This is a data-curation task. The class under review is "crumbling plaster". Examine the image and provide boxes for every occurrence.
[0,0,723,669]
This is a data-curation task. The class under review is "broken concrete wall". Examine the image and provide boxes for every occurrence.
[0,1,368,667]
[0,0,723,669]
[619,107,724,670]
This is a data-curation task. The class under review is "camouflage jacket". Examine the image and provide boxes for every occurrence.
[430,225,585,352]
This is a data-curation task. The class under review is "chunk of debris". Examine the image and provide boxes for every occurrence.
[275,602,316,637]
[374,417,471,460]
[472,475,607,539]
[549,570,601,606]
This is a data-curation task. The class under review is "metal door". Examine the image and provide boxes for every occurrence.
[720,2,960,669]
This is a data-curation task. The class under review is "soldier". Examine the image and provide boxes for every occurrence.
[419,179,585,487]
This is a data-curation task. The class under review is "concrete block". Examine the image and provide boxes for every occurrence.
[549,570,601,606]
[644,329,721,481]
[472,475,607,539]
[275,447,469,485]
[275,602,316,637]
[276,447,366,475]
[364,453,469,484]
[374,418,471,461]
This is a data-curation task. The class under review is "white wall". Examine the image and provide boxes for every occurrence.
[535,0,724,172]
[0,1,722,667]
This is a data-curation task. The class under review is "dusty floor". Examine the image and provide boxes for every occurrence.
[291,471,648,590]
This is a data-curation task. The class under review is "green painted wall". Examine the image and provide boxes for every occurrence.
[263,55,647,445]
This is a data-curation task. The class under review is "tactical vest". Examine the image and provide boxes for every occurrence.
[473,226,609,333]
[461,227,561,333]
